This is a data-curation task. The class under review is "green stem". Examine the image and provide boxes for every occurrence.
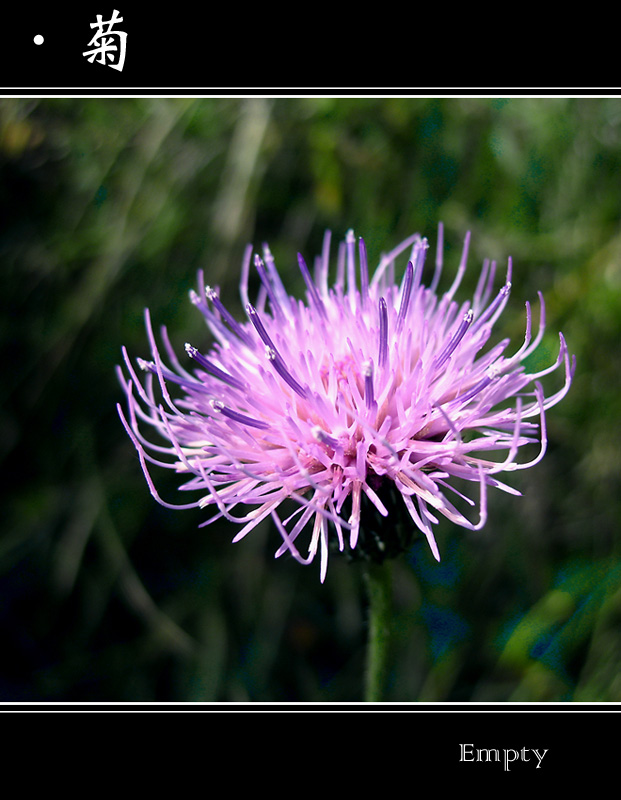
[364,560,393,702]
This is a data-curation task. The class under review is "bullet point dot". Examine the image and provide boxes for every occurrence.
[34,35,44,45]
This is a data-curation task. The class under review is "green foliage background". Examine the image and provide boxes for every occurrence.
[1,96,619,702]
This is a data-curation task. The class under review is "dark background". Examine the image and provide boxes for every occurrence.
[1,96,620,704]
[5,7,617,91]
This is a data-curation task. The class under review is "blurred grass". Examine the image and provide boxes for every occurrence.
[0,96,620,702]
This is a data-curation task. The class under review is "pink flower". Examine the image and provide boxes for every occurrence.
[117,226,574,581]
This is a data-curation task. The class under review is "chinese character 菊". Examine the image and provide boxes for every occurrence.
[83,10,127,72]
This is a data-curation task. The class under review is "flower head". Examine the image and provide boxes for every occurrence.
[117,226,574,581]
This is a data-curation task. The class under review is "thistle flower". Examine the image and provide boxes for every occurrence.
[117,226,574,582]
